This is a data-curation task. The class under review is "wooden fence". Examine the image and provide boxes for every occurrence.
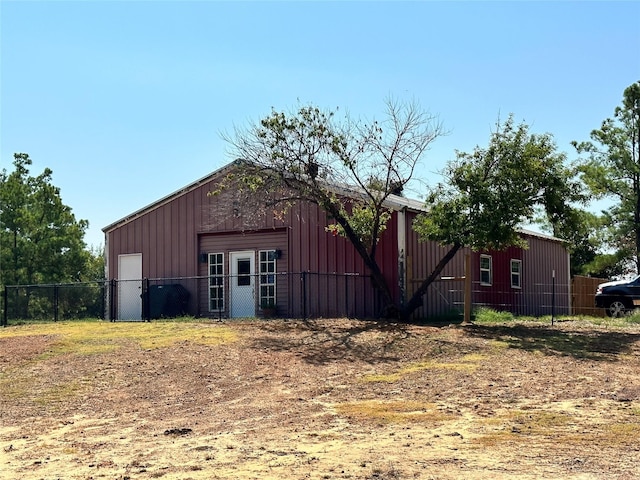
[571,275,608,317]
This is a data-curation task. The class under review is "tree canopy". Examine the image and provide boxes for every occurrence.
[223,99,445,316]
[574,80,640,275]
[0,153,98,286]
[225,101,577,320]
[408,116,580,314]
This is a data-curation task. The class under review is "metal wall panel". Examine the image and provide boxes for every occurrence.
[283,200,399,317]
[404,210,468,319]
[105,168,571,319]
[198,230,288,318]
[521,235,571,315]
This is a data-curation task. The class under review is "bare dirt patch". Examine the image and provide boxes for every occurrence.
[1,318,640,479]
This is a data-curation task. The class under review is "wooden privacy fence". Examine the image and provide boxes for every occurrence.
[572,275,608,317]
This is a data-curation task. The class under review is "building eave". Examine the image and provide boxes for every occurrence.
[102,159,566,245]
[102,162,236,234]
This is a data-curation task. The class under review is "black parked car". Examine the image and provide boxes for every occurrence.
[595,276,640,317]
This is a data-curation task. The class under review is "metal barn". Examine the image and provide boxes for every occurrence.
[103,163,571,321]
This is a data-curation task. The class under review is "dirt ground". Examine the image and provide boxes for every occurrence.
[1,318,640,480]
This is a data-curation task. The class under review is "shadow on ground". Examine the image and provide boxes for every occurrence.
[464,323,640,360]
[246,318,640,365]
[247,319,416,366]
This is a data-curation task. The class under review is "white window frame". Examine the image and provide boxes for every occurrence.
[480,254,492,286]
[511,259,522,289]
[208,253,225,312]
[259,250,277,309]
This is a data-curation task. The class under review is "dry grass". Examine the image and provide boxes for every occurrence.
[363,353,486,383]
[2,317,640,479]
[0,321,237,354]
[334,400,453,424]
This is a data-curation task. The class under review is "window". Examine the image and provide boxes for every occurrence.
[480,255,492,286]
[208,253,224,311]
[236,258,251,286]
[259,250,277,308]
[511,259,522,289]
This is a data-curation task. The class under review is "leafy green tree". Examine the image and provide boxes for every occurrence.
[224,99,445,317]
[84,245,106,281]
[226,103,576,320]
[574,81,640,274]
[410,116,580,315]
[1,153,90,286]
[536,207,624,278]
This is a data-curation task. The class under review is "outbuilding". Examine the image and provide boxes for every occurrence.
[103,162,570,320]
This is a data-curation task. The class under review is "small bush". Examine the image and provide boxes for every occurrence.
[625,310,640,324]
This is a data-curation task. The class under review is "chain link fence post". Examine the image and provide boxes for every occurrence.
[302,271,307,321]
[109,279,117,321]
[142,278,150,322]
[53,284,59,322]
[2,285,7,327]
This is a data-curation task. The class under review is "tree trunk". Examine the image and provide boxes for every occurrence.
[323,199,398,317]
[351,242,396,318]
[400,242,463,321]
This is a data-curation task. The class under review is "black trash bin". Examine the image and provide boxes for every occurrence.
[148,284,190,319]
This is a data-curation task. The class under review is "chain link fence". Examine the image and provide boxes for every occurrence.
[2,274,577,326]
[410,279,572,319]
[2,282,107,324]
[469,280,571,317]
[2,272,379,325]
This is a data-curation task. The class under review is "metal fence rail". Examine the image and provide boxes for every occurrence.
[2,273,580,326]
[2,272,378,325]
[2,281,107,325]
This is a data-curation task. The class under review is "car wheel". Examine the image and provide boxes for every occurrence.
[606,300,628,318]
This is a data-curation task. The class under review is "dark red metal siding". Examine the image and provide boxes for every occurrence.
[471,236,570,316]
[473,246,524,311]
[198,230,289,317]
[294,203,398,274]
[401,206,572,319]
[284,201,400,311]
[286,201,366,274]
[147,209,158,278]
[378,213,399,302]
[521,235,570,315]
[405,210,468,319]
[106,179,216,280]
[106,173,297,278]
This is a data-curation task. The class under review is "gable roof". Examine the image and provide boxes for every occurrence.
[103,161,566,244]
[102,163,235,233]
[102,161,427,234]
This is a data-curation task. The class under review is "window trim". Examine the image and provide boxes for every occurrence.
[480,254,492,286]
[510,259,522,289]
[258,249,277,309]
[208,252,225,312]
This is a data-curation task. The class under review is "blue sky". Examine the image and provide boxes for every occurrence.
[2,1,639,248]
